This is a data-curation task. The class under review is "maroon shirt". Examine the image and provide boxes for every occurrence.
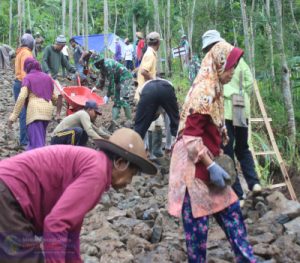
[183,114,222,181]
[0,145,112,262]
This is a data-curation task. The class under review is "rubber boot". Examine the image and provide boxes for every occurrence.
[148,131,157,160]
[112,107,120,120]
[123,105,132,120]
[152,128,164,158]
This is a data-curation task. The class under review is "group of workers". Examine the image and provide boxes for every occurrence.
[0,28,265,263]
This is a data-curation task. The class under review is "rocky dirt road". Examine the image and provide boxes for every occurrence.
[1,68,300,263]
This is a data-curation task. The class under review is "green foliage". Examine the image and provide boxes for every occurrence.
[1,0,300,173]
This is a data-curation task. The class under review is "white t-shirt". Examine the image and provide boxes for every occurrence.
[124,44,134,61]
[61,45,69,57]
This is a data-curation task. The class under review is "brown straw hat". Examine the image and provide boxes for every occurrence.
[94,128,157,175]
[136,32,144,39]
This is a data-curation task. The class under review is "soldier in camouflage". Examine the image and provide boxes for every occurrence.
[93,56,134,121]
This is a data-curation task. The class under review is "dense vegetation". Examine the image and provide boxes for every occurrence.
[1,0,300,182]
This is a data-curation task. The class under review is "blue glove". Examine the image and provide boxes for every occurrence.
[207,162,231,188]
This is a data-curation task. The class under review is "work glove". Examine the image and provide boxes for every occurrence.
[207,162,231,188]
[91,87,97,93]
[104,95,109,104]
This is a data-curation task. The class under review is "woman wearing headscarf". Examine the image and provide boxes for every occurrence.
[168,41,257,263]
[9,57,57,150]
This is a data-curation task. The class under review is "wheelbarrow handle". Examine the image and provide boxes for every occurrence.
[52,79,64,94]
[77,75,81,86]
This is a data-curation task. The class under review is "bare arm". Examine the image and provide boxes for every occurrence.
[141,69,154,81]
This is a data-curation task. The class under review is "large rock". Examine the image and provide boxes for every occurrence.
[284,217,300,235]
[106,207,127,221]
[126,234,151,255]
[248,232,276,245]
[99,249,134,263]
[133,222,152,240]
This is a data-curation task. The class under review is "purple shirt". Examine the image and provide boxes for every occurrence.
[0,145,112,262]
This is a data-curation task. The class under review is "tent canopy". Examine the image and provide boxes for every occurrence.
[72,33,126,56]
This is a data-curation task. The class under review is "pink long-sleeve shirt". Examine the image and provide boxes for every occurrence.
[0,145,112,263]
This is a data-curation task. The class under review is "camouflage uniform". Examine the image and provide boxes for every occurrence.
[96,59,133,120]
[188,55,201,84]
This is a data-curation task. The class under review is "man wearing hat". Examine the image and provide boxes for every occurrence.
[135,31,161,101]
[69,37,88,85]
[42,35,77,120]
[51,100,109,146]
[93,56,133,122]
[202,30,262,206]
[0,128,157,262]
[135,32,145,67]
[12,33,34,147]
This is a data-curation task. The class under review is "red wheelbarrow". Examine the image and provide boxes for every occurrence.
[53,77,104,115]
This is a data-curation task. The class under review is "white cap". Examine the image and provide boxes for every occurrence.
[202,30,224,50]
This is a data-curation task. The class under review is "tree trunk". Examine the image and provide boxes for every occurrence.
[18,0,23,41]
[214,0,218,27]
[132,14,136,46]
[62,0,66,35]
[113,0,118,35]
[26,0,31,32]
[178,0,184,34]
[249,0,256,78]
[229,0,238,45]
[240,0,254,75]
[69,0,73,38]
[83,0,88,49]
[163,5,169,75]
[265,0,276,87]
[152,0,162,73]
[76,0,80,35]
[146,0,149,34]
[188,0,196,55]
[104,0,109,57]
[22,0,26,33]
[9,0,13,46]
[289,0,300,38]
[273,0,296,144]
[166,0,171,75]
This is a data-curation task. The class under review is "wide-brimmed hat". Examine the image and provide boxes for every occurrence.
[136,32,144,39]
[94,128,157,175]
[202,30,224,50]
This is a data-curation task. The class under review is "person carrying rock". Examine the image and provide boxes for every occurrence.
[0,128,157,263]
[69,37,88,85]
[93,56,133,122]
[12,33,34,147]
[51,100,109,146]
[168,40,257,262]
[202,30,262,207]
[8,58,57,150]
[42,35,77,121]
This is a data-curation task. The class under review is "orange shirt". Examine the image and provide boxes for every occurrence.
[15,47,33,81]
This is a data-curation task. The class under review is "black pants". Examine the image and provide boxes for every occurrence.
[50,127,88,146]
[134,80,179,139]
[222,120,260,199]
[0,181,44,263]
